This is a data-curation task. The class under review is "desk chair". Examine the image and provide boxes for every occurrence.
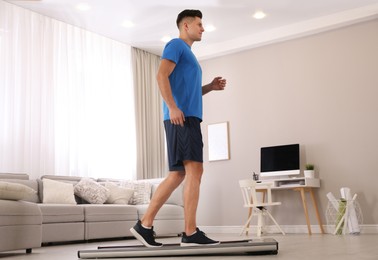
[239,179,285,237]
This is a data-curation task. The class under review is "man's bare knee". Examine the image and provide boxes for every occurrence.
[167,171,185,187]
[183,161,203,175]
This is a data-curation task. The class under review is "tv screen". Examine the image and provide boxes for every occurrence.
[260,144,300,177]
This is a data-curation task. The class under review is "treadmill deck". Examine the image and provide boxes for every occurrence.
[78,238,278,258]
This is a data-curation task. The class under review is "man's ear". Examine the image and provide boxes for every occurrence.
[183,21,189,31]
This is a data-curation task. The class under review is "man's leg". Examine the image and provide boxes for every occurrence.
[141,171,185,227]
[180,160,219,246]
[130,171,185,247]
[182,160,203,235]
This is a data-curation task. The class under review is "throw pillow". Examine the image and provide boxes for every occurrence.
[0,181,37,201]
[121,180,152,205]
[74,178,110,204]
[42,178,77,204]
[104,182,134,204]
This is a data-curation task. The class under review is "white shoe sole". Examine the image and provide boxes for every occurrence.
[129,227,163,248]
[180,241,220,247]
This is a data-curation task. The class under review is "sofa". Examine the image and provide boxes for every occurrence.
[0,173,184,253]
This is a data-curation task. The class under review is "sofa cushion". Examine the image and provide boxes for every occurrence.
[0,179,40,203]
[83,204,138,222]
[120,180,152,205]
[39,176,84,204]
[103,182,134,204]
[74,178,110,204]
[135,204,184,220]
[38,204,84,223]
[0,200,42,225]
[42,178,77,204]
[0,181,37,201]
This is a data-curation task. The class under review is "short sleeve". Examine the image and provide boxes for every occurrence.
[161,39,184,64]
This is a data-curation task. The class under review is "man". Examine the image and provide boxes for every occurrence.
[130,9,226,247]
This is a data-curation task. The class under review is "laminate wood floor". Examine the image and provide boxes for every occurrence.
[1,233,377,260]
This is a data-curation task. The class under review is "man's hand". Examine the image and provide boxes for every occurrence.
[210,76,227,91]
[169,106,185,127]
[202,76,227,95]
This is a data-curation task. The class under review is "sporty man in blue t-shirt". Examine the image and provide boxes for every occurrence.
[131,9,226,247]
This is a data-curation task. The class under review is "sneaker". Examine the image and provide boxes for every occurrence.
[180,228,220,247]
[130,220,163,247]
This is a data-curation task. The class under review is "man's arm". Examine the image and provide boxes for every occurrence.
[156,59,185,126]
[202,76,227,95]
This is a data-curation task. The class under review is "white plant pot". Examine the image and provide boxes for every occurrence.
[304,170,315,178]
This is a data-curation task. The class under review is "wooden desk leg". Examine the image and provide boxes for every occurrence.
[298,187,312,235]
[309,188,325,234]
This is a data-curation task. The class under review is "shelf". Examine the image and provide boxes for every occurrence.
[259,177,320,189]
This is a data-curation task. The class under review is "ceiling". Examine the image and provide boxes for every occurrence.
[5,0,378,60]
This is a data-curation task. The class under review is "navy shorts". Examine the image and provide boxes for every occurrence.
[164,117,203,172]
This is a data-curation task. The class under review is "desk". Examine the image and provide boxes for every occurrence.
[250,178,324,235]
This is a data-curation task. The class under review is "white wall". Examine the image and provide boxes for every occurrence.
[197,19,378,228]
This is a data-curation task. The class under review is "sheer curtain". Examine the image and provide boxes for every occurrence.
[0,1,136,180]
[132,48,167,179]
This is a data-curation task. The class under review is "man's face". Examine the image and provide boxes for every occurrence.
[185,17,205,41]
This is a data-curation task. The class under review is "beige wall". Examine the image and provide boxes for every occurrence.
[197,19,378,228]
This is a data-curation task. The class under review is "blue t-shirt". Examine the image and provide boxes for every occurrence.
[161,38,202,121]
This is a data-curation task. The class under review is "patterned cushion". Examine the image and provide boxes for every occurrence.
[74,178,110,204]
[104,182,134,204]
[120,180,152,205]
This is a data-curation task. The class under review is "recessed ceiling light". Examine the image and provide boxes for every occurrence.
[161,36,172,43]
[76,3,91,11]
[205,24,216,32]
[253,10,266,19]
[121,20,135,28]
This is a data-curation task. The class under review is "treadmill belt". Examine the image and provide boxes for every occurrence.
[97,239,251,249]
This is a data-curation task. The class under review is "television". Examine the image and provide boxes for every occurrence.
[260,144,300,177]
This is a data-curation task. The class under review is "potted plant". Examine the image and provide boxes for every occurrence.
[304,164,315,178]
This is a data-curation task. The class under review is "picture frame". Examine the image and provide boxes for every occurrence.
[207,121,230,161]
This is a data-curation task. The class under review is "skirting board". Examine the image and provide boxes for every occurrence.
[199,225,378,235]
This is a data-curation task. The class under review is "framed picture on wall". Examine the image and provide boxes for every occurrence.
[208,122,230,161]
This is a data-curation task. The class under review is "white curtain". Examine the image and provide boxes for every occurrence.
[0,1,136,180]
[132,48,167,179]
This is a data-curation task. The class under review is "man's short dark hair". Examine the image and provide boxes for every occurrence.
[176,9,202,28]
